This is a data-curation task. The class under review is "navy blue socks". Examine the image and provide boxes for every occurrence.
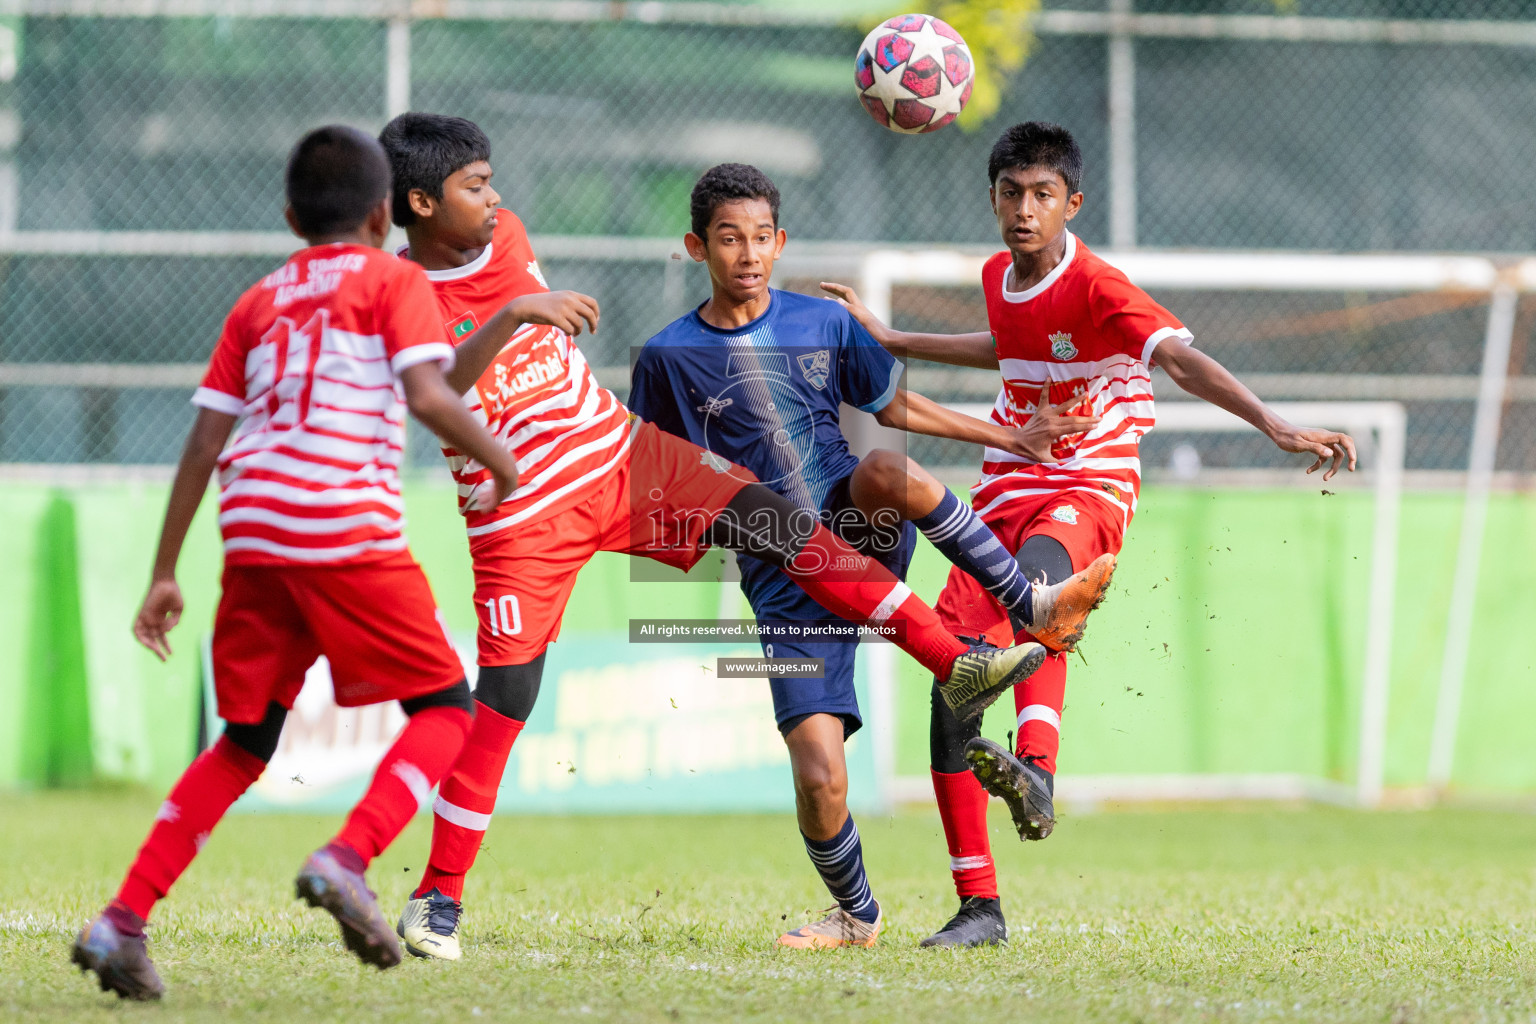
[803,814,879,924]
[914,489,1033,627]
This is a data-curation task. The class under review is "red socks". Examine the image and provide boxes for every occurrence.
[110,705,474,923]
[115,735,267,921]
[928,646,1067,905]
[414,702,525,900]
[333,706,473,867]
[1013,649,1067,774]
[782,523,968,678]
[932,769,997,899]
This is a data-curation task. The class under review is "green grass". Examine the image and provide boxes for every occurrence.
[5,792,1536,1022]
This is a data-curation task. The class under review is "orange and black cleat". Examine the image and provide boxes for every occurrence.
[1023,552,1116,652]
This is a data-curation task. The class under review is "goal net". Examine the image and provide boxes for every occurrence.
[838,248,1510,810]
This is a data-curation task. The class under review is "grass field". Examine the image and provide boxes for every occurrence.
[5,791,1536,1023]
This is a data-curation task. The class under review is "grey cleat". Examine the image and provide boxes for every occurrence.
[71,915,164,1001]
[295,847,402,969]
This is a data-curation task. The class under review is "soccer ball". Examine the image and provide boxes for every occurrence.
[854,13,974,134]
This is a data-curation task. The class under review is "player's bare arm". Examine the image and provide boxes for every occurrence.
[132,407,237,661]
[400,361,521,509]
[444,290,601,395]
[876,387,1099,463]
[820,282,997,369]
[1153,338,1358,481]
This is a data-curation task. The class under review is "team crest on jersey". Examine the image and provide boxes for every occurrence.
[797,350,831,390]
[1049,331,1077,360]
[448,311,479,339]
[1050,504,1079,525]
[700,450,731,473]
[527,260,549,289]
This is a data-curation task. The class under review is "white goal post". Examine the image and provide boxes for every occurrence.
[857,248,1516,809]
[870,400,1405,810]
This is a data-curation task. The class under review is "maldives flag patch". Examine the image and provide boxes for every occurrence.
[448,311,478,339]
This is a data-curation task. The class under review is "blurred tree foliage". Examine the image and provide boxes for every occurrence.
[935,0,1041,129]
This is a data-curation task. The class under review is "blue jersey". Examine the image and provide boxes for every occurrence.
[632,289,913,726]
[631,287,913,638]
[629,288,902,514]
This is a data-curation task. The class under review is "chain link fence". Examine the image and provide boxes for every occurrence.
[0,0,1531,471]
[853,279,1531,480]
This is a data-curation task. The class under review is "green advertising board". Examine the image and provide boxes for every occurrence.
[3,477,1535,800]
[201,634,882,815]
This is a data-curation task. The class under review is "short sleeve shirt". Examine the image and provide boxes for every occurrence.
[972,232,1192,525]
[630,287,901,514]
[194,245,451,564]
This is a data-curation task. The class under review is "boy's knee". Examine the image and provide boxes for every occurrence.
[854,449,910,498]
[793,759,849,811]
[474,656,545,721]
[1016,534,1074,586]
[400,678,474,716]
[221,701,288,763]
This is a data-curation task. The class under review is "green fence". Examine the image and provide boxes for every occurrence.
[2,477,1533,799]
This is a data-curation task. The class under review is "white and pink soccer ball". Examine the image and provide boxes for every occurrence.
[855,13,975,134]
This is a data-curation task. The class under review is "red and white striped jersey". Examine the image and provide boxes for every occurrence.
[408,209,633,536]
[194,244,453,565]
[971,232,1192,528]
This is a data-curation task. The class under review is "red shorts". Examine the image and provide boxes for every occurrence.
[211,552,465,724]
[934,490,1126,647]
[470,420,753,665]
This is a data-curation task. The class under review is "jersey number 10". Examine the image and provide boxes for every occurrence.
[484,594,523,637]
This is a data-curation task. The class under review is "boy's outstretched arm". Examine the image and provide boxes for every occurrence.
[444,290,600,395]
[133,407,237,661]
[821,282,996,369]
[876,387,1100,464]
[1153,338,1357,481]
[401,361,522,509]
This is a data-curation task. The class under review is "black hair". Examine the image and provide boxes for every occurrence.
[284,125,391,237]
[689,163,780,240]
[377,113,492,227]
[987,121,1083,196]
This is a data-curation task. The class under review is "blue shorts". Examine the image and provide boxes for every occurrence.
[736,475,917,738]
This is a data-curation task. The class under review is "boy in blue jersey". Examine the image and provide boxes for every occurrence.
[630,164,1116,948]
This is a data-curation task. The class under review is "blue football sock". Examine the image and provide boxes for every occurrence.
[914,489,1033,627]
[803,814,879,924]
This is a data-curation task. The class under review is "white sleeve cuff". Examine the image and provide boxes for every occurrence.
[191,386,245,416]
[1141,326,1194,367]
[856,359,904,414]
[391,342,456,376]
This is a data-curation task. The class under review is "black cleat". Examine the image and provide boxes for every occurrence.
[919,896,1008,948]
[940,639,1047,724]
[295,847,402,969]
[964,736,1056,841]
[71,915,164,1001]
